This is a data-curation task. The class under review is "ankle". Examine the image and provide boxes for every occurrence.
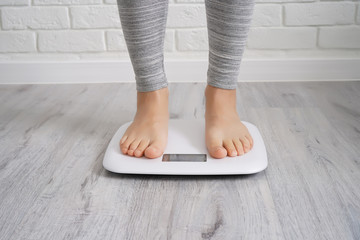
[137,87,169,97]
[205,84,236,98]
[205,84,237,111]
[137,87,169,108]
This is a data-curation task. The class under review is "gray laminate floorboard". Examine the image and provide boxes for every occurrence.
[0,82,359,240]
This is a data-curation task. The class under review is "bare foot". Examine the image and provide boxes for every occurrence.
[204,84,254,159]
[119,87,169,159]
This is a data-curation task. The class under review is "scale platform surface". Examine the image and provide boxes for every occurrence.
[103,119,268,175]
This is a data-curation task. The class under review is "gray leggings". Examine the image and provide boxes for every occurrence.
[116,0,255,92]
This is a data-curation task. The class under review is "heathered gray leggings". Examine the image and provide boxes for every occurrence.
[116,0,255,92]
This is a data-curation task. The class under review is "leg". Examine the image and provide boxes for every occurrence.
[117,0,170,158]
[117,0,169,92]
[204,0,255,158]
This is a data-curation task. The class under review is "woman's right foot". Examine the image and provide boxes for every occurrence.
[119,87,169,159]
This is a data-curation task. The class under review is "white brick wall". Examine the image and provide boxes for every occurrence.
[284,2,356,26]
[38,30,105,52]
[247,27,317,49]
[0,31,36,52]
[0,0,359,60]
[2,7,70,30]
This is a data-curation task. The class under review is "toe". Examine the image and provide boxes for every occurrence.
[127,139,141,156]
[223,139,237,157]
[208,146,227,159]
[134,139,150,158]
[144,140,165,159]
[245,134,253,149]
[206,137,227,159]
[233,138,244,156]
[120,135,128,145]
[240,137,251,153]
[120,137,134,155]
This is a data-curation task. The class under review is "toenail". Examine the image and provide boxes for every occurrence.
[214,147,223,152]
[231,150,237,156]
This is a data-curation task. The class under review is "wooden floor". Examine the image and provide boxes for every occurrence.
[0,82,359,240]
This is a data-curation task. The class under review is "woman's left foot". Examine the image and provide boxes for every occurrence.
[205,84,254,159]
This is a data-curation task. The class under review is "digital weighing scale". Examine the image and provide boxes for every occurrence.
[103,119,268,175]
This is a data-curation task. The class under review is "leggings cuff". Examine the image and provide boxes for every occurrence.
[207,76,237,90]
[136,76,168,92]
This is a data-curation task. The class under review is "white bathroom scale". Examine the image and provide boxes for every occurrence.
[103,119,268,175]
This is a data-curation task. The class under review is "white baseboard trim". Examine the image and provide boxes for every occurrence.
[0,58,359,84]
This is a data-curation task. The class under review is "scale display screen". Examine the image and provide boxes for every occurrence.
[162,154,207,162]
